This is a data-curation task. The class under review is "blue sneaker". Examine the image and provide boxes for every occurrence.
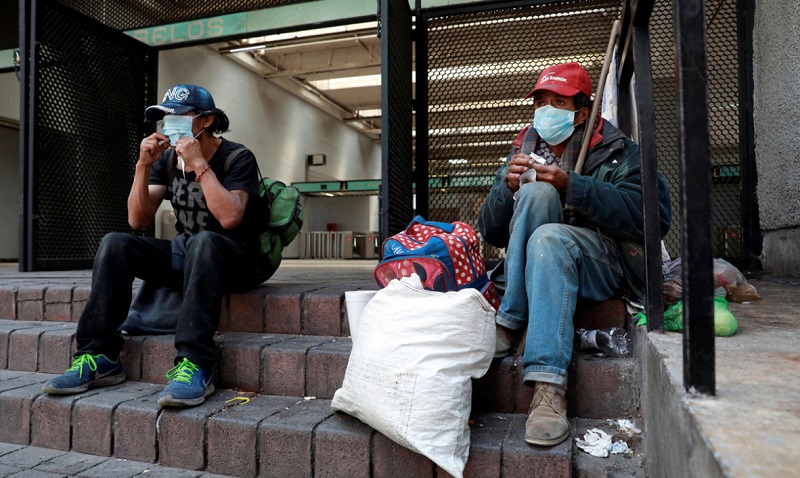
[43,354,125,395]
[157,358,215,408]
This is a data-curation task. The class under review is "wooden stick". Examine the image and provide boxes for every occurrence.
[574,19,622,174]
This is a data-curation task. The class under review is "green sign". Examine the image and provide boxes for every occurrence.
[124,0,376,48]
[126,13,246,46]
[292,181,342,193]
[345,180,381,191]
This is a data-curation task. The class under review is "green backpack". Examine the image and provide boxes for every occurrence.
[167,147,303,283]
[221,148,303,282]
[252,174,304,282]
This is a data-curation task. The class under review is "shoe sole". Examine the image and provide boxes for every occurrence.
[158,383,216,408]
[524,432,570,447]
[42,372,126,395]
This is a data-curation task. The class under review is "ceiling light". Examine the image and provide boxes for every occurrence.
[228,44,267,53]
[309,74,382,90]
[355,108,381,118]
[448,159,469,164]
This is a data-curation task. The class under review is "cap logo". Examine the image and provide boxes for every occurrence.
[541,74,568,84]
[162,87,190,103]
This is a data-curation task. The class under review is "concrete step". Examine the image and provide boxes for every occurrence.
[0,319,639,418]
[0,281,377,338]
[0,370,572,478]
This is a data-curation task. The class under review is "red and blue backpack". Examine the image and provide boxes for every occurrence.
[374,216,500,311]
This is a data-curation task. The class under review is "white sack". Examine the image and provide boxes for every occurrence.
[331,279,496,478]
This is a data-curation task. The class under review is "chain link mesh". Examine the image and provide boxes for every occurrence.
[57,0,315,31]
[31,2,155,267]
[649,0,741,259]
[425,0,623,260]
[0,1,18,51]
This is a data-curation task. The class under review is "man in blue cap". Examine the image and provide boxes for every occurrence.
[43,85,262,407]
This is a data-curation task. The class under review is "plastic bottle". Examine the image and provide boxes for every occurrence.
[578,327,631,357]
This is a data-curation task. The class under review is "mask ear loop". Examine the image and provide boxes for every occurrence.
[178,120,206,180]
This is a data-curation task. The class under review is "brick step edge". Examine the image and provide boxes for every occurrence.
[0,319,640,417]
[0,442,237,478]
[0,281,378,337]
[0,371,572,478]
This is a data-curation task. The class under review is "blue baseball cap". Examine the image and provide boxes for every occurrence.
[144,84,218,121]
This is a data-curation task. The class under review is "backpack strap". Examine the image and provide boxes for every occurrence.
[223,147,253,177]
[165,149,177,185]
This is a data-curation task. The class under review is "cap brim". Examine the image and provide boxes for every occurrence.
[524,84,582,99]
[144,103,195,122]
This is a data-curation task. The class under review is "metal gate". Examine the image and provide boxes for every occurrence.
[417,0,753,266]
[19,0,156,270]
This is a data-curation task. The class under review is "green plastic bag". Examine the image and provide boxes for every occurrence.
[635,296,738,336]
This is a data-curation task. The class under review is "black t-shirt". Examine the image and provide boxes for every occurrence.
[149,137,260,248]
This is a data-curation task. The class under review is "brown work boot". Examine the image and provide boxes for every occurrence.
[525,382,570,446]
[494,323,521,358]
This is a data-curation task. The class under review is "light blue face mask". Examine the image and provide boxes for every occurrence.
[161,114,204,179]
[533,105,578,145]
[161,114,198,144]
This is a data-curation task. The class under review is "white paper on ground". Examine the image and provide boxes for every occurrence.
[576,428,613,457]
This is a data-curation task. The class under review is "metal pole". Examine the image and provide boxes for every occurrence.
[674,0,715,395]
[415,4,430,220]
[736,0,760,272]
[631,3,665,333]
[19,0,34,272]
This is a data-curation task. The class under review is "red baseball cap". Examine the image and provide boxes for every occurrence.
[524,62,593,99]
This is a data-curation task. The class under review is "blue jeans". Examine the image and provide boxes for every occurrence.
[495,181,624,388]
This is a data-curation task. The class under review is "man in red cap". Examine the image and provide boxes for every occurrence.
[478,62,672,446]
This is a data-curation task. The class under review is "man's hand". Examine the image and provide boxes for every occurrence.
[506,153,536,192]
[506,154,570,194]
[174,137,206,172]
[530,163,569,193]
[139,133,170,167]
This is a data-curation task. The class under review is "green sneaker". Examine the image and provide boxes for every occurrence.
[43,354,125,395]
[157,358,215,408]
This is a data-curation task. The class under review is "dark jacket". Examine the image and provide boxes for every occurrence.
[478,118,672,299]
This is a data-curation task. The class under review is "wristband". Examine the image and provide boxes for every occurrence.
[195,165,211,182]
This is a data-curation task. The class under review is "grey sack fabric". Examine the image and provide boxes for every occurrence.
[118,234,193,335]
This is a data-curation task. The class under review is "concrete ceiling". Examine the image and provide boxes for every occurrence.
[211,21,395,142]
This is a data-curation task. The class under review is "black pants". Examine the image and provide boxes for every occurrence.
[75,231,257,370]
